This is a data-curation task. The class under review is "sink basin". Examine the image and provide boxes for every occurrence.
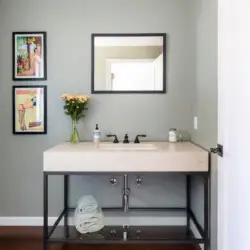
[98,143,158,151]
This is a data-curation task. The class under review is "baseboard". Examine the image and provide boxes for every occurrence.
[0,217,57,226]
[190,221,203,250]
[0,216,186,226]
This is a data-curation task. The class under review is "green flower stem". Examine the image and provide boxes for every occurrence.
[70,118,80,144]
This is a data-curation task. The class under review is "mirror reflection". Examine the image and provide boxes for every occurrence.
[92,34,166,93]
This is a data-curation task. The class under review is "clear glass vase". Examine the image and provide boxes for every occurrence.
[70,118,80,144]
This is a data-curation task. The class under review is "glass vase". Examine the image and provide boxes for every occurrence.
[70,118,80,144]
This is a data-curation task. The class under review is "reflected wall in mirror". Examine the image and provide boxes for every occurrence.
[91,34,166,93]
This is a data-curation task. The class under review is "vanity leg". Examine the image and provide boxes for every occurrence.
[204,174,210,250]
[186,175,191,231]
[43,173,48,250]
[64,175,69,238]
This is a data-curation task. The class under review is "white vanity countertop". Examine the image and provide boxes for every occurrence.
[43,142,209,172]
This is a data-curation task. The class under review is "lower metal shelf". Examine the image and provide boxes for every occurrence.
[46,208,204,244]
[44,172,210,248]
[48,225,202,244]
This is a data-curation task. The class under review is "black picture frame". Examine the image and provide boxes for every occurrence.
[12,85,47,134]
[91,33,167,94]
[12,32,47,81]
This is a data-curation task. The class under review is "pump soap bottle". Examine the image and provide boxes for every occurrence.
[93,124,101,143]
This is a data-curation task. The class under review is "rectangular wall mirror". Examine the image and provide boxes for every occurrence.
[91,33,166,94]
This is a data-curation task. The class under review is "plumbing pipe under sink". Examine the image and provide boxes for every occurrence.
[122,174,130,212]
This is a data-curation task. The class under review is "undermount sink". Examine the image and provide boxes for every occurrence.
[98,143,158,151]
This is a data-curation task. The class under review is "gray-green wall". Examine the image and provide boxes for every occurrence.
[0,2,218,249]
[189,1,218,250]
[0,0,195,216]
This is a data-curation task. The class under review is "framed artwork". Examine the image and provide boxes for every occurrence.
[13,32,47,81]
[13,86,47,134]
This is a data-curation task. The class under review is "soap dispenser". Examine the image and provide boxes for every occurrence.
[93,124,101,143]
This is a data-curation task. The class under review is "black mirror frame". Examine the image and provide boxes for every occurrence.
[91,33,167,94]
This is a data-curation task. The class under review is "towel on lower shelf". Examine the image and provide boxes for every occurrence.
[76,195,98,214]
[74,195,104,234]
[75,208,104,234]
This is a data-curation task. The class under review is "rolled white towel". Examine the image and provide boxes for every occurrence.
[75,209,104,234]
[76,195,98,214]
[75,218,104,234]
[74,207,99,222]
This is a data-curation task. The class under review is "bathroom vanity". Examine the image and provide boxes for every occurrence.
[43,141,210,250]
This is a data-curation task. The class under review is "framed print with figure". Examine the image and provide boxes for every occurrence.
[13,86,47,134]
[13,32,47,81]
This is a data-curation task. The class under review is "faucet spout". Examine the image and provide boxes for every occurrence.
[134,134,147,143]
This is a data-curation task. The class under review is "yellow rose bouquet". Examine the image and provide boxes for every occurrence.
[61,94,90,143]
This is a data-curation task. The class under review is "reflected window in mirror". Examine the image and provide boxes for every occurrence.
[91,34,166,93]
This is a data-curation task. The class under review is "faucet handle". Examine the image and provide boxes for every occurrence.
[106,134,119,143]
[123,134,129,143]
[134,134,146,143]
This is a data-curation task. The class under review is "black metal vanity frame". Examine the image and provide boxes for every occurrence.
[43,153,210,250]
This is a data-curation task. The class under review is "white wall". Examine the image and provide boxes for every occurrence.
[95,46,162,90]
[218,1,250,249]
[154,53,164,90]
